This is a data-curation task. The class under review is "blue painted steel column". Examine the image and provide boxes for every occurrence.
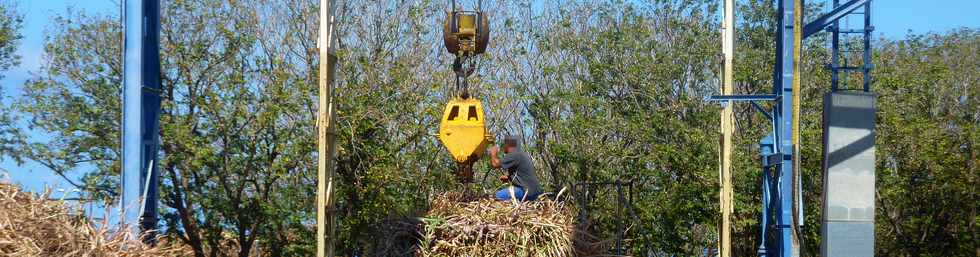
[831,0,840,91]
[772,0,798,256]
[862,1,872,92]
[758,134,775,257]
[122,0,162,241]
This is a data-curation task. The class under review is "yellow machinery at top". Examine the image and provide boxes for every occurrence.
[438,1,491,183]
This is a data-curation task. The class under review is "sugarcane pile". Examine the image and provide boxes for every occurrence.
[0,183,190,256]
[415,191,584,257]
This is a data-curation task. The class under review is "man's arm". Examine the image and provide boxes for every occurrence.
[489,146,510,182]
[489,145,502,168]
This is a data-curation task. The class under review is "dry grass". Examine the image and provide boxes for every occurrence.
[0,183,191,257]
[417,191,587,257]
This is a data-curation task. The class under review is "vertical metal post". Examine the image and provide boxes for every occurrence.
[317,0,340,256]
[758,134,775,257]
[719,0,735,256]
[830,0,840,91]
[773,0,799,256]
[122,0,162,242]
[862,1,872,92]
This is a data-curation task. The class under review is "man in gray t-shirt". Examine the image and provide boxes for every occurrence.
[489,136,541,201]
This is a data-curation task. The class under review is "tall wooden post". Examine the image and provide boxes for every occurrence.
[719,0,735,256]
[791,0,804,246]
[791,0,802,145]
[317,0,339,256]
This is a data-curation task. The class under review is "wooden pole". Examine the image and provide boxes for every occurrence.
[792,0,802,146]
[720,0,735,256]
[317,0,339,256]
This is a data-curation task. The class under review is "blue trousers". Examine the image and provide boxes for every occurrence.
[494,186,539,201]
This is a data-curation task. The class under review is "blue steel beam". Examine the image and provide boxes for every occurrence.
[751,101,774,122]
[757,134,775,256]
[803,0,870,38]
[831,0,841,91]
[122,0,162,241]
[861,2,872,92]
[767,0,798,256]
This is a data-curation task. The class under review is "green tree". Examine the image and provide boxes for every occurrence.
[16,0,455,256]
[518,1,724,254]
[16,1,321,255]
[871,29,979,257]
[0,2,23,163]
[0,2,20,78]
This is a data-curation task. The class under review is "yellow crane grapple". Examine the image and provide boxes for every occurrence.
[438,97,491,183]
[439,1,492,183]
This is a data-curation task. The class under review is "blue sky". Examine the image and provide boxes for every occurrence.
[1,0,978,194]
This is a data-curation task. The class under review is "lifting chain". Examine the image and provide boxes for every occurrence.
[453,55,476,99]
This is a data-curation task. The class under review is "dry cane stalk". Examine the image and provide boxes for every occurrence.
[0,183,192,257]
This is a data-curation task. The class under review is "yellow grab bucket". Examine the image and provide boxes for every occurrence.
[438,97,491,164]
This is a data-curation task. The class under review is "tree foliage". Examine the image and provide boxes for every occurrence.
[0,2,21,78]
[0,2,23,163]
[871,28,978,256]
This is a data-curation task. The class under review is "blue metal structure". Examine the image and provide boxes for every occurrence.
[769,1,800,254]
[827,0,873,92]
[121,0,162,241]
[709,0,873,256]
[820,1,877,255]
